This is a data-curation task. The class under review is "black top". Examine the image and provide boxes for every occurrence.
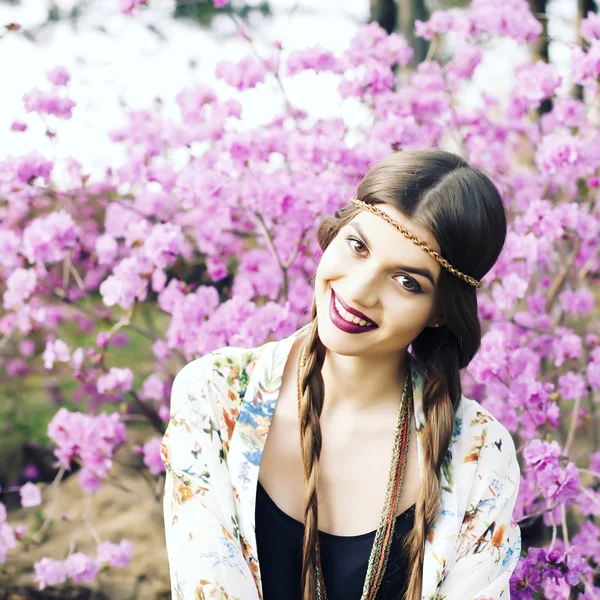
[255,480,416,600]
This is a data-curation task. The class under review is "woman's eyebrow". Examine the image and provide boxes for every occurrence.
[349,223,437,286]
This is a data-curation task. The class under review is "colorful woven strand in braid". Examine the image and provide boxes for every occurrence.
[350,197,483,288]
[362,367,412,598]
[366,376,412,597]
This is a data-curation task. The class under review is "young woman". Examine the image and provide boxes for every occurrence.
[161,149,522,600]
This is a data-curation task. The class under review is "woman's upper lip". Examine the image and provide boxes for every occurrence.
[333,290,378,325]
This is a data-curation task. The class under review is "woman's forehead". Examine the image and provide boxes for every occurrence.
[350,203,442,260]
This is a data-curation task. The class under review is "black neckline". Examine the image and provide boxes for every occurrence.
[256,480,416,542]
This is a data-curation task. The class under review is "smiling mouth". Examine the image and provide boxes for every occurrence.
[332,290,378,327]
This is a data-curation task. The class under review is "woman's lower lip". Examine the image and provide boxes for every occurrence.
[329,291,378,334]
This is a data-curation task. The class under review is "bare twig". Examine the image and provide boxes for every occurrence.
[31,465,67,544]
[564,394,583,457]
[546,237,581,309]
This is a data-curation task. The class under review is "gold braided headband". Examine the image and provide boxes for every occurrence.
[350,197,483,288]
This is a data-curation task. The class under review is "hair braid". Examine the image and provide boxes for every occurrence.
[298,298,327,600]
[402,332,462,600]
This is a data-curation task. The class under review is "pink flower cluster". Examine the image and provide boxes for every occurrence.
[416,0,542,44]
[96,367,134,396]
[34,539,133,590]
[523,440,580,508]
[47,409,126,493]
[511,544,588,598]
[215,56,274,91]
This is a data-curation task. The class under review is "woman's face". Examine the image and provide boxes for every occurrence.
[314,203,444,359]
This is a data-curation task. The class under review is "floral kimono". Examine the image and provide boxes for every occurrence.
[160,324,521,600]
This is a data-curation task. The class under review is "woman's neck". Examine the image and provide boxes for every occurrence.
[319,348,409,414]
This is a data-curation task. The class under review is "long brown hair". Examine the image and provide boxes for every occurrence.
[297,148,507,599]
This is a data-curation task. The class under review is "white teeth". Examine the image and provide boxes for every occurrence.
[334,297,374,327]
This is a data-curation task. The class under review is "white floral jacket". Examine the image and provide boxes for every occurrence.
[160,324,522,599]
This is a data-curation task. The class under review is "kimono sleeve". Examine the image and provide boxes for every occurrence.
[437,419,522,600]
[160,355,259,600]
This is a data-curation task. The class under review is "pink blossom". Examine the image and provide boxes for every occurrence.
[510,61,561,115]
[287,47,344,75]
[587,360,600,392]
[142,437,165,475]
[10,121,27,132]
[99,257,149,309]
[0,520,16,564]
[159,404,170,421]
[175,85,217,125]
[47,66,70,86]
[42,339,71,369]
[206,255,228,281]
[215,56,271,91]
[344,24,413,69]
[14,525,26,539]
[97,539,134,568]
[3,268,37,310]
[446,46,482,82]
[124,219,152,248]
[19,482,42,508]
[97,367,134,396]
[581,11,600,43]
[23,87,76,119]
[415,9,464,41]
[537,462,580,503]
[523,439,581,503]
[22,209,81,265]
[63,552,101,584]
[571,41,600,88]
[79,467,102,495]
[577,487,600,517]
[34,557,67,590]
[590,451,600,473]
[0,230,21,269]
[558,371,588,400]
[551,328,583,367]
[141,374,163,401]
[20,339,36,358]
[338,58,395,100]
[469,0,542,43]
[119,0,147,15]
[572,521,600,563]
[152,339,169,362]
[47,409,126,482]
[142,223,185,269]
[151,268,167,292]
[96,332,110,349]
[540,98,586,133]
[559,287,595,317]
[23,463,39,479]
[95,234,118,265]
[535,133,581,175]
[13,150,53,185]
[491,273,529,311]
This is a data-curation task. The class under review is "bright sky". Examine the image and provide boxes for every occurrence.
[0,0,578,180]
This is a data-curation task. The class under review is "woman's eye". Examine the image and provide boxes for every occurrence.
[395,274,423,294]
[345,235,367,254]
[344,235,423,295]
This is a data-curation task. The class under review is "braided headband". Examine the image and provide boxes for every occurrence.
[350,197,483,288]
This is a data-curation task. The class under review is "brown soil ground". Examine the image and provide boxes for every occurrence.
[3,444,171,600]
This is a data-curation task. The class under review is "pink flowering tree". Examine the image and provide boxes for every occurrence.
[1,0,600,597]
